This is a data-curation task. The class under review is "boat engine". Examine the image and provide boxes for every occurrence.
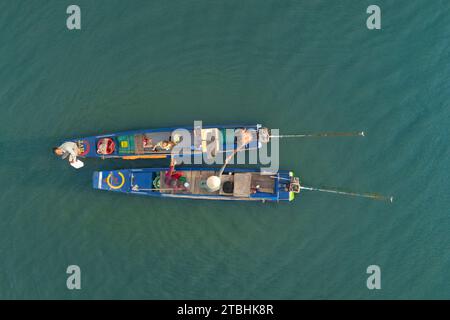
[289,177,301,193]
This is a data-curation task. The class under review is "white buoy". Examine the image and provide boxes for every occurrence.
[206,176,221,192]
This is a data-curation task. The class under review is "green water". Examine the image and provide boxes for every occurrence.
[0,0,448,299]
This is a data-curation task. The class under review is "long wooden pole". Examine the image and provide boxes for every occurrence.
[300,185,393,202]
[270,176,393,202]
[270,131,365,138]
[121,155,168,160]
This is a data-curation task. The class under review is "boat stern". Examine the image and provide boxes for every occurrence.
[274,171,300,202]
[92,171,102,190]
[92,170,131,192]
[288,171,301,201]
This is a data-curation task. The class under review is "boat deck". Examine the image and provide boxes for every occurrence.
[120,129,222,155]
[134,133,171,154]
[93,167,295,202]
[159,170,276,197]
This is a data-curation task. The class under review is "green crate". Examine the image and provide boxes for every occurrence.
[117,135,135,154]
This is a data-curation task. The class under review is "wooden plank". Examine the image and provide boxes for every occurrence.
[233,173,252,197]
[251,173,275,193]
[134,134,144,154]
[191,171,201,195]
[122,155,168,160]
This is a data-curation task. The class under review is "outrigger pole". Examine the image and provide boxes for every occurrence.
[299,185,393,202]
[270,131,365,138]
[271,176,393,202]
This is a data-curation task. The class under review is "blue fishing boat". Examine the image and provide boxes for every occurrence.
[64,124,267,161]
[93,167,300,202]
[88,127,392,203]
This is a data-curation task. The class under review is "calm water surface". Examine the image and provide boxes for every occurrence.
[0,0,448,299]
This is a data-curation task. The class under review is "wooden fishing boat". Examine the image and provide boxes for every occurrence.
[93,167,300,202]
[64,124,267,160]
[88,127,393,203]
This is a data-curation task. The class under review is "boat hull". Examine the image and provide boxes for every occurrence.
[93,167,297,202]
[65,124,262,160]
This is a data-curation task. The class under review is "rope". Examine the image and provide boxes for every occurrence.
[300,185,393,202]
[270,131,365,138]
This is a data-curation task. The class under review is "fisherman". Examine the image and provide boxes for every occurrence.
[236,128,254,147]
[53,141,84,168]
[142,136,153,148]
[153,140,176,152]
[165,158,186,190]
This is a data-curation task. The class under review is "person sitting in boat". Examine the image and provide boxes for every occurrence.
[152,140,176,152]
[53,142,83,168]
[165,158,186,190]
[142,136,153,149]
[236,128,254,148]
